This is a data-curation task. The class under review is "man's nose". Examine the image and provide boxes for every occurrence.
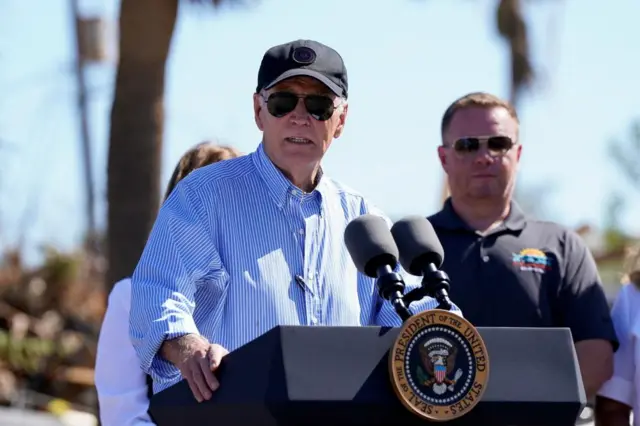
[472,146,495,165]
[289,98,310,124]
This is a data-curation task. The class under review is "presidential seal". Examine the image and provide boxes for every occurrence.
[389,310,489,422]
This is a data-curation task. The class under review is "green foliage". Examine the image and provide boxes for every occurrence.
[0,330,74,375]
[603,228,629,253]
[41,247,79,285]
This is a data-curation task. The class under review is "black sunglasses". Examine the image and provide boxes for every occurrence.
[262,92,337,121]
[449,136,515,156]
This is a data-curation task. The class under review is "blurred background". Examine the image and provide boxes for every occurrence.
[0,0,638,424]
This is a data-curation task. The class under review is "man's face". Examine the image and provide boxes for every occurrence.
[438,106,521,201]
[253,76,348,172]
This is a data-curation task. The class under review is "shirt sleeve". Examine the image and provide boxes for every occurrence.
[597,285,636,407]
[129,178,225,384]
[556,229,618,349]
[95,279,155,426]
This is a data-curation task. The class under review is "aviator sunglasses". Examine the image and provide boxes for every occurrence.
[262,92,338,121]
[448,135,516,157]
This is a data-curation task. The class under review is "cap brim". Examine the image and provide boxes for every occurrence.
[264,69,344,97]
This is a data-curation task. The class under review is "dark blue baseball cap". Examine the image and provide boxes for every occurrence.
[256,39,348,98]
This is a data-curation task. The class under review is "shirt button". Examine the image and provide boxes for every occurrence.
[310,316,318,325]
[298,229,304,235]
[482,255,490,262]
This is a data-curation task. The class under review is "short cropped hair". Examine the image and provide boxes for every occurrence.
[440,92,519,142]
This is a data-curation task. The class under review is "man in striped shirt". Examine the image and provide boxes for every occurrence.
[129,39,460,402]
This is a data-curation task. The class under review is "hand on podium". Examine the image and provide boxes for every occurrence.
[160,333,229,402]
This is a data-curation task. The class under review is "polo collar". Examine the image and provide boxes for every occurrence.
[430,198,526,233]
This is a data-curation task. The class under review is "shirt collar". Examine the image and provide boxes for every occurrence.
[430,197,526,234]
[251,142,329,209]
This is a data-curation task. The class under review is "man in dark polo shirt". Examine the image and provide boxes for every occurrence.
[429,91,617,399]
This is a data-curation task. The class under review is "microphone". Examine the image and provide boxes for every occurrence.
[390,216,453,311]
[344,214,412,322]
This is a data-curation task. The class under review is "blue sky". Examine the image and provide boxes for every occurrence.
[1,0,639,265]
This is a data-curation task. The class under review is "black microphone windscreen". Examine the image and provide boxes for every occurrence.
[390,216,444,275]
[344,214,399,278]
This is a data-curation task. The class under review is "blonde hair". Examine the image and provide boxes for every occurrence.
[440,92,519,142]
[163,142,241,201]
[623,243,640,287]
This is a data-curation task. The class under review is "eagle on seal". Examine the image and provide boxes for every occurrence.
[419,337,461,395]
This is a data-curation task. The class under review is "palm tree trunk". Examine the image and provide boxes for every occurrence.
[106,0,179,292]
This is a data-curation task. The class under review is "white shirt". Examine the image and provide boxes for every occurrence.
[95,278,155,426]
[598,283,640,425]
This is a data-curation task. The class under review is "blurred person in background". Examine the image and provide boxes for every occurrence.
[128,39,461,403]
[428,91,617,399]
[95,142,241,426]
[596,244,640,426]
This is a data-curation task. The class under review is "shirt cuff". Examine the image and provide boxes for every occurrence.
[597,376,634,407]
[142,315,200,385]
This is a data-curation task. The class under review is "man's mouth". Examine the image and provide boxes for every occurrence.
[285,137,313,145]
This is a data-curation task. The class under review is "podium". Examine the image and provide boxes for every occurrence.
[149,324,586,426]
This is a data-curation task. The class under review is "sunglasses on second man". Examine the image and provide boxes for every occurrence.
[261,92,339,122]
[446,135,516,157]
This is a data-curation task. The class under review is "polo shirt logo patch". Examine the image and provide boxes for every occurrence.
[512,248,552,273]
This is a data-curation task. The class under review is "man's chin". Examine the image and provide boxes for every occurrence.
[467,186,501,199]
[277,151,323,171]
[282,144,323,159]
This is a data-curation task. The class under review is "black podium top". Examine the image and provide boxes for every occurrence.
[149,325,586,426]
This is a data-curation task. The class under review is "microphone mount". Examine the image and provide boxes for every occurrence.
[403,263,453,311]
[374,265,413,322]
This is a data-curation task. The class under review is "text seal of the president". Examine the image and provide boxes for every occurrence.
[389,309,489,422]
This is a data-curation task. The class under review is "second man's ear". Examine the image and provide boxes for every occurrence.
[333,104,349,139]
[253,93,264,131]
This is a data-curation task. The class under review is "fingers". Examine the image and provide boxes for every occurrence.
[186,379,203,403]
[179,343,229,402]
[208,344,228,371]
[185,367,207,403]
[182,350,213,402]
[185,358,215,402]
[191,359,213,402]
[198,348,218,393]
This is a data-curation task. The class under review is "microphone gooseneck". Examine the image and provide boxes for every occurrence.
[375,264,412,322]
[390,216,455,312]
[344,214,414,323]
[420,263,453,311]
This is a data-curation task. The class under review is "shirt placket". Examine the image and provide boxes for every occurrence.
[303,198,323,325]
[287,189,317,326]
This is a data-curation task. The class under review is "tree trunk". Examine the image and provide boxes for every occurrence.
[106,0,179,292]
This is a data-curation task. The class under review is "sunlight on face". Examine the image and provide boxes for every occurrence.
[438,106,521,201]
[253,76,348,177]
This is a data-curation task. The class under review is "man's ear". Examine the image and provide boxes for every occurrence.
[253,93,264,131]
[437,145,448,171]
[333,103,348,139]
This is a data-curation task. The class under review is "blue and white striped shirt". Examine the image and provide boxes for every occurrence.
[129,143,460,392]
